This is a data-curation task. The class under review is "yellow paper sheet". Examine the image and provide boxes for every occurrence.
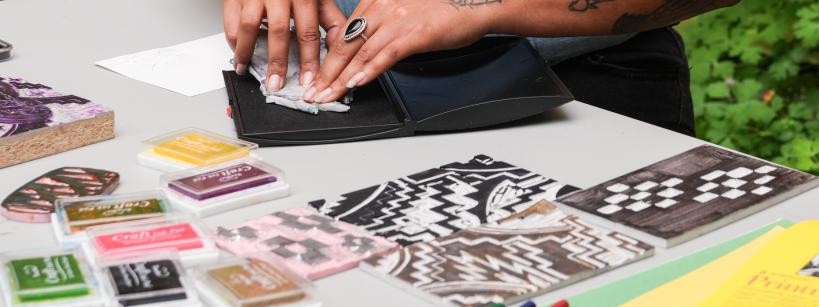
[700,220,819,307]
[623,226,785,307]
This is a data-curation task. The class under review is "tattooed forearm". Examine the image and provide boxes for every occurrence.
[448,0,502,8]
[568,0,614,12]
[612,0,738,34]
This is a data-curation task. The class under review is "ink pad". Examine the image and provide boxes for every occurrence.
[100,252,200,307]
[138,128,259,172]
[85,215,219,266]
[53,191,173,246]
[193,257,320,307]
[0,248,104,306]
[161,158,290,217]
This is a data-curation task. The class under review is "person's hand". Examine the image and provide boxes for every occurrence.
[302,0,496,103]
[223,0,347,92]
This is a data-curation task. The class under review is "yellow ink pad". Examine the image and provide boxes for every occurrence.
[138,128,259,172]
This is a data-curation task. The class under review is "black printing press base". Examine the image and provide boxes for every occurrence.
[223,36,574,146]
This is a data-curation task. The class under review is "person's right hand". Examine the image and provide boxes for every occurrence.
[223,0,346,92]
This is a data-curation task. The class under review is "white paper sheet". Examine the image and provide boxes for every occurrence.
[95,33,233,96]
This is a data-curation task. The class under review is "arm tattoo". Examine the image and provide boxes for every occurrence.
[612,0,730,34]
[568,0,614,12]
[447,0,502,8]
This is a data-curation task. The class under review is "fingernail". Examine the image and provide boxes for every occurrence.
[236,63,248,75]
[346,72,366,89]
[266,74,282,92]
[303,86,318,102]
[301,71,314,86]
[314,88,333,103]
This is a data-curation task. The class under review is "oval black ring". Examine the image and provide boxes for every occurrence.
[343,17,368,41]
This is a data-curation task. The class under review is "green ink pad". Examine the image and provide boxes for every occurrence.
[1,248,104,306]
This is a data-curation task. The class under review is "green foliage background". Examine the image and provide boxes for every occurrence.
[676,0,819,175]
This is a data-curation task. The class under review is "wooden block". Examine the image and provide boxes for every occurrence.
[0,76,114,168]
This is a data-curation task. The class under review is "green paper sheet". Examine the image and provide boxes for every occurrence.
[566,219,793,307]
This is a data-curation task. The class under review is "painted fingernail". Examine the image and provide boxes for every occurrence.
[346,72,366,89]
[302,71,314,86]
[314,88,333,103]
[236,63,248,75]
[303,86,318,102]
[266,74,282,92]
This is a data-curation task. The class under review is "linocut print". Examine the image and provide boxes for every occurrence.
[557,145,817,246]
[214,207,398,280]
[362,200,652,307]
[310,155,580,246]
[0,77,110,138]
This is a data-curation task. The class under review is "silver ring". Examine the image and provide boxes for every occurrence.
[343,17,368,42]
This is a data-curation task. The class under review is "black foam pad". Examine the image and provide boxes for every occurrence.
[225,72,406,143]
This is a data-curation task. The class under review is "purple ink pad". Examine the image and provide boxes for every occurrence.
[166,160,278,201]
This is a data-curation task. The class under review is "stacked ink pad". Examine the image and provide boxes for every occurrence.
[160,157,290,217]
[52,191,175,247]
[97,251,200,307]
[138,128,260,172]
[3,126,327,306]
[84,214,220,266]
[138,128,291,217]
[192,256,321,307]
[0,248,106,307]
[1,248,322,307]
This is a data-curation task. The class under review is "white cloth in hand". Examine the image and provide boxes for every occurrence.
[249,31,350,114]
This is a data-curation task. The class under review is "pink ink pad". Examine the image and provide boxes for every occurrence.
[85,215,219,266]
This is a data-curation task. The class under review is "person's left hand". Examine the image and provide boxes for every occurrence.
[302,0,496,103]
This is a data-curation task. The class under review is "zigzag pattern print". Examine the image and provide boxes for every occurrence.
[361,201,653,307]
[310,155,580,246]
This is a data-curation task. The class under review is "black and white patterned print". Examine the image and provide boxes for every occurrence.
[310,155,579,246]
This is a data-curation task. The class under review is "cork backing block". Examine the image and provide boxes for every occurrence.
[0,113,114,168]
[0,76,114,168]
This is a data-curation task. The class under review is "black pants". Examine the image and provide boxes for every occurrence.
[553,27,695,136]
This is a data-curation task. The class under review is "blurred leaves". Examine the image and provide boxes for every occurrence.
[678,0,819,174]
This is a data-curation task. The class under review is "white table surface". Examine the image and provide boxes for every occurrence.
[1,0,817,306]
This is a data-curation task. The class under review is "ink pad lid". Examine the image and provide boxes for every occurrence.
[85,214,218,266]
[53,191,173,245]
[142,127,259,168]
[98,250,200,307]
[159,158,290,217]
[0,248,104,307]
[192,256,321,307]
